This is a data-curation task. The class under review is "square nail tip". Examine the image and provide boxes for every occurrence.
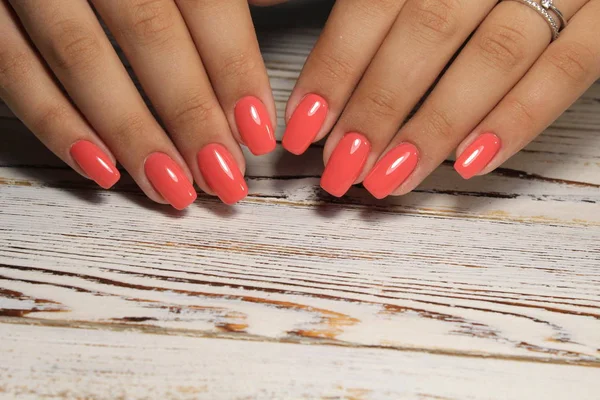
[248,142,277,156]
[282,142,308,156]
[216,184,249,205]
[97,181,117,190]
[362,184,389,200]
[219,194,247,206]
[171,193,198,211]
[95,172,121,190]
[453,162,475,180]
[457,172,475,180]
[320,183,349,198]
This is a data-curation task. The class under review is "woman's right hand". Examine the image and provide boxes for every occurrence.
[283,0,597,200]
[0,0,283,209]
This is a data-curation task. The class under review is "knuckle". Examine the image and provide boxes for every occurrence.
[32,104,71,133]
[311,49,356,84]
[503,96,536,132]
[0,50,32,87]
[542,41,597,85]
[47,20,104,72]
[361,85,402,119]
[170,92,219,129]
[423,107,455,140]
[218,51,258,82]
[351,0,402,20]
[475,23,528,72]
[184,0,225,12]
[114,112,148,144]
[124,0,176,46]
[407,0,462,42]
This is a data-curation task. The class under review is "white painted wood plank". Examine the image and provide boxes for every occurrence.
[1,177,599,364]
[1,322,598,400]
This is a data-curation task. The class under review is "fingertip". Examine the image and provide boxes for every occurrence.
[282,93,329,155]
[69,140,121,190]
[235,96,277,156]
[144,152,197,210]
[197,143,248,205]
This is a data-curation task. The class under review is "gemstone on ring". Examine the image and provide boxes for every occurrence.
[540,0,567,31]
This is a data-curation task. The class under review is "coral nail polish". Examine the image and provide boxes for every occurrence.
[321,133,371,197]
[144,153,197,210]
[282,94,328,155]
[235,96,276,155]
[454,133,501,179]
[70,140,120,189]
[197,144,248,205]
[363,143,419,199]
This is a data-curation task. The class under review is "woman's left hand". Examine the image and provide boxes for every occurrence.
[283,0,599,199]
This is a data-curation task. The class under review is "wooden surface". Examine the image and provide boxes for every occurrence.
[1,5,600,399]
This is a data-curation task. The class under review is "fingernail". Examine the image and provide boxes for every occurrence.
[70,140,120,189]
[282,94,328,155]
[235,96,276,156]
[144,153,197,210]
[454,133,501,180]
[197,144,248,205]
[363,143,419,199]
[320,133,371,197]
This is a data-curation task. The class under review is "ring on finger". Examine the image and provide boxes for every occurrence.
[503,0,568,40]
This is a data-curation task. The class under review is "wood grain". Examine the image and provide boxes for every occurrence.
[0,12,599,399]
[1,322,599,400]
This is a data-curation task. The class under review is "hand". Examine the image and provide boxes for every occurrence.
[0,0,284,209]
[283,0,599,198]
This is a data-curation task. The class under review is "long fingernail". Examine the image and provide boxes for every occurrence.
[70,140,120,189]
[144,153,197,210]
[197,144,248,205]
[454,133,501,180]
[235,96,276,156]
[321,133,371,197]
[363,143,419,199]
[282,94,328,155]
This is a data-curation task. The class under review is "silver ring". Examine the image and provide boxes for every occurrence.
[541,0,567,31]
[504,0,564,41]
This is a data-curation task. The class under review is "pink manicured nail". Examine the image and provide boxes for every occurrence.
[235,96,276,155]
[321,133,371,197]
[454,133,502,179]
[197,144,248,205]
[363,143,419,199]
[282,94,328,155]
[144,153,197,210]
[70,140,120,189]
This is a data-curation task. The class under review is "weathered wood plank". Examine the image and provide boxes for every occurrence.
[1,172,599,364]
[1,322,599,400]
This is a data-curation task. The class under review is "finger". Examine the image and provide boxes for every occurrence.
[363,0,587,199]
[455,0,600,179]
[282,0,406,155]
[0,0,119,189]
[92,0,247,205]
[10,0,196,210]
[320,0,497,197]
[176,0,277,156]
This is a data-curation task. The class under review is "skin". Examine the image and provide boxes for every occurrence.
[289,0,600,197]
[1,0,598,206]
[0,0,284,206]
